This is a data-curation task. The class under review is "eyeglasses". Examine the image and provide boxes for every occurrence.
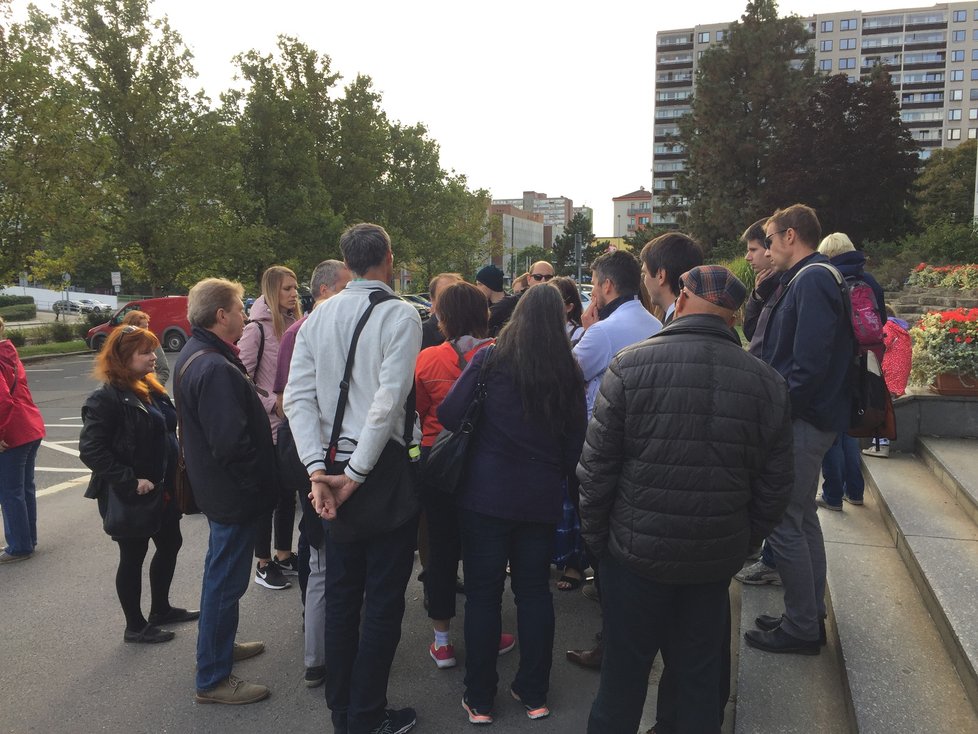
[530,273,554,282]
[763,229,790,249]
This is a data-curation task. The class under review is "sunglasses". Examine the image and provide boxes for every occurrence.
[530,273,554,282]
[114,324,141,356]
[763,228,790,249]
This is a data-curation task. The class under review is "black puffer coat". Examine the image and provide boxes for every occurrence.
[578,314,794,584]
[172,327,278,525]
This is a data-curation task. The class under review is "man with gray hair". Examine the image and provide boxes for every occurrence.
[286,224,422,734]
[272,258,351,689]
[173,278,279,705]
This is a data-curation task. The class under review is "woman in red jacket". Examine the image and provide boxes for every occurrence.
[414,281,514,670]
[0,316,45,563]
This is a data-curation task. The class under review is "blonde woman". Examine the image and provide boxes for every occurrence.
[239,265,299,590]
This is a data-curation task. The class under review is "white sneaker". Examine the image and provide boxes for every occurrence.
[861,443,890,458]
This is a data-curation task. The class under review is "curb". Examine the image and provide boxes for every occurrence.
[21,350,92,363]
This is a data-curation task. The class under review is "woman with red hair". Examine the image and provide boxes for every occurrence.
[80,325,197,643]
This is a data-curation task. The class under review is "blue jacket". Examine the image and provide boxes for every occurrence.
[762,252,853,432]
[438,347,586,525]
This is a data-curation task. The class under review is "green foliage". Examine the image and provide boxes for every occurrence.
[723,257,757,292]
[73,321,92,339]
[553,212,595,275]
[48,320,74,341]
[914,140,977,227]
[6,328,27,347]
[0,295,34,307]
[706,239,744,264]
[911,219,978,264]
[908,264,978,290]
[910,308,978,383]
[0,303,36,320]
[17,338,87,356]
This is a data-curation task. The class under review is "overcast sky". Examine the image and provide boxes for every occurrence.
[12,0,906,235]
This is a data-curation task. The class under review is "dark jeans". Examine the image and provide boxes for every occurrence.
[459,509,555,710]
[421,484,461,621]
[654,590,731,733]
[323,516,418,734]
[587,554,729,734]
[0,438,40,556]
[254,484,297,558]
[821,431,864,505]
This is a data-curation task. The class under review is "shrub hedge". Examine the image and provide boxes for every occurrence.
[0,303,37,321]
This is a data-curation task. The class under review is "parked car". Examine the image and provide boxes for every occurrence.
[86,296,191,352]
[52,299,84,314]
[77,298,112,314]
[401,297,430,321]
[403,293,432,308]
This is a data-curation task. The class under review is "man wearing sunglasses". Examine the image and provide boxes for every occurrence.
[527,261,556,285]
[743,204,853,657]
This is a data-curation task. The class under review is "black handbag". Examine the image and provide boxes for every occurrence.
[322,290,420,543]
[424,345,493,495]
[102,484,164,539]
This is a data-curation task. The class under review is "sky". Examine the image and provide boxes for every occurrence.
[11,0,909,235]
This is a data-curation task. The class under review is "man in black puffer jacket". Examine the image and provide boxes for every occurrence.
[579,265,793,734]
[173,277,279,707]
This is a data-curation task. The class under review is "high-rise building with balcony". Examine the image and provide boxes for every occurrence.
[653,3,978,227]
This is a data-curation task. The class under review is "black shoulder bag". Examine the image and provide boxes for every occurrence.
[323,290,419,543]
[424,345,494,495]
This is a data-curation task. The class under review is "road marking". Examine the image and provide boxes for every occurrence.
[44,440,79,445]
[44,424,83,429]
[37,476,89,497]
[40,440,80,457]
[59,417,77,421]
[36,467,90,473]
[24,368,64,372]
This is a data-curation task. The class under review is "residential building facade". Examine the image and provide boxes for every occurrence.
[653,2,978,226]
[487,204,546,281]
[493,191,574,248]
[612,187,653,236]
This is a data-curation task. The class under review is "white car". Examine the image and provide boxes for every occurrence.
[77,298,112,314]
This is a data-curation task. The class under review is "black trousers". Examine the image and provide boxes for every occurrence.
[114,507,183,630]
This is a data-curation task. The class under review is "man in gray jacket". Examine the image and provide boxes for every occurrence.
[285,223,422,734]
[579,266,793,734]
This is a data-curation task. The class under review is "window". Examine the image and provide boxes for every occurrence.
[698,32,710,43]
[970,128,977,139]
[840,38,857,50]
[974,29,978,41]
[840,58,856,69]
[840,18,857,31]
[821,20,834,32]
[972,49,978,61]
[820,40,833,51]
[971,69,978,81]
[952,89,964,100]
[954,30,966,42]
[972,89,978,100]
[819,59,833,71]
[970,109,978,120]
[949,109,963,120]
[953,69,965,81]
[716,30,725,42]
[948,128,962,140]
[953,50,965,62]
[954,9,967,22]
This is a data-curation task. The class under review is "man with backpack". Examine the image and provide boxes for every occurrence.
[744,204,854,656]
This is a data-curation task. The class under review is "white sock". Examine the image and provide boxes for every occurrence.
[434,629,450,649]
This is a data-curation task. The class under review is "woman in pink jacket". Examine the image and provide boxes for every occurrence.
[0,316,45,562]
[238,265,299,589]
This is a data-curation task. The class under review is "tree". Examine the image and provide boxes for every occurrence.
[770,67,918,244]
[914,139,977,227]
[553,212,595,276]
[677,0,817,248]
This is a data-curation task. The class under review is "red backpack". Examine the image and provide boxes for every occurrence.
[846,277,885,361]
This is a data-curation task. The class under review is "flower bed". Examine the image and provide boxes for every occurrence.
[909,307,978,385]
[907,263,978,290]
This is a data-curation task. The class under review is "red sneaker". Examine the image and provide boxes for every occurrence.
[430,642,457,669]
[498,633,516,656]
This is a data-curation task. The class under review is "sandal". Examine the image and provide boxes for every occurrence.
[557,574,583,592]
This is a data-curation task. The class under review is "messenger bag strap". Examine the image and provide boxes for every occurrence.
[327,290,397,461]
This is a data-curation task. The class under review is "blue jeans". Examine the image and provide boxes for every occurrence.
[821,432,864,505]
[587,554,729,734]
[323,516,418,734]
[0,439,41,556]
[196,517,259,691]
[459,509,555,710]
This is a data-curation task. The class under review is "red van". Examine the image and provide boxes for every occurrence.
[86,296,191,352]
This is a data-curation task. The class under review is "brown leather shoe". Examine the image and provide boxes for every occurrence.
[232,641,266,662]
[566,645,603,669]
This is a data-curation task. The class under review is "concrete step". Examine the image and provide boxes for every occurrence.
[735,583,851,734]
[861,450,978,720]
[918,436,978,527]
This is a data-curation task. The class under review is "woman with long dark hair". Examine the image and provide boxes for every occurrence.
[239,265,299,590]
[80,325,196,643]
[438,284,587,724]
[550,276,584,345]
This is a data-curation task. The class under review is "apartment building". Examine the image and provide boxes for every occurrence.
[612,187,653,236]
[653,2,978,227]
[487,204,546,281]
[492,191,574,248]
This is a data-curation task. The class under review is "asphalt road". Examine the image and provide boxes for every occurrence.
[1,353,663,734]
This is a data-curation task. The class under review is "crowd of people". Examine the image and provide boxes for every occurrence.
[0,202,914,734]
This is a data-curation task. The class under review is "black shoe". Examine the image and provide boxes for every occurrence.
[124,623,175,644]
[148,607,200,625]
[255,561,291,590]
[755,614,827,645]
[369,707,417,734]
[271,552,299,576]
[744,626,820,655]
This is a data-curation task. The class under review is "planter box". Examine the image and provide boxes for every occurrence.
[933,372,978,397]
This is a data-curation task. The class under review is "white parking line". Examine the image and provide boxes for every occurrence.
[37,477,89,497]
[24,368,64,372]
[40,440,80,457]
[43,424,83,429]
[35,467,89,473]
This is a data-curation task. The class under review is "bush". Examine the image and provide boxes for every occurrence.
[0,303,37,321]
[863,240,917,291]
[73,322,92,340]
[83,311,111,329]
[6,329,27,347]
[31,328,49,345]
[723,257,756,292]
[48,322,75,342]
[0,294,34,308]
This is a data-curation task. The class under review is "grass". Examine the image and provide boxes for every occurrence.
[18,340,89,358]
